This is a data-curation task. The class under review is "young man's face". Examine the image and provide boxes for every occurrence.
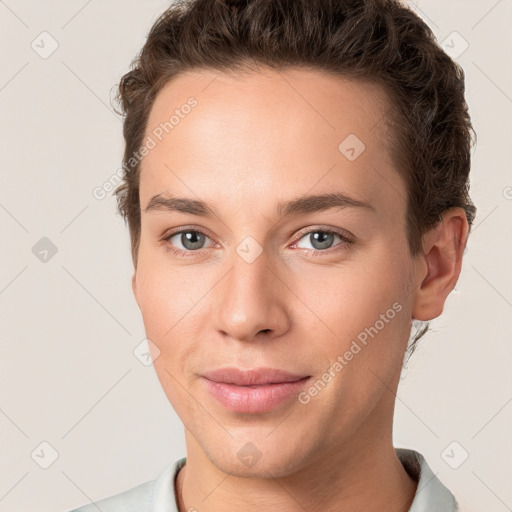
[133,67,425,476]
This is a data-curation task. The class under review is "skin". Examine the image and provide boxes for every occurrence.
[132,67,468,512]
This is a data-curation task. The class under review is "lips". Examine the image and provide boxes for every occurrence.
[202,367,309,386]
[202,368,311,413]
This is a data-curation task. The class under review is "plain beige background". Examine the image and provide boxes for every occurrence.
[0,0,511,511]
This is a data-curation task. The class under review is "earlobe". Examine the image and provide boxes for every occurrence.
[412,208,469,321]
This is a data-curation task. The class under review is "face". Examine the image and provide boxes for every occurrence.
[133,67,423,477]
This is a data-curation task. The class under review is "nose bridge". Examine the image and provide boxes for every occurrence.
[215,245,289,342]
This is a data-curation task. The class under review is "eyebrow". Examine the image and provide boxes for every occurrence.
[144,192,375,217]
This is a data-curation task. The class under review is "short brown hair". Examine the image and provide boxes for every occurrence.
[113,0,477,353]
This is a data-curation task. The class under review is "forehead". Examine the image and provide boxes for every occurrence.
[140,66,405,221]
[145,66,393,150]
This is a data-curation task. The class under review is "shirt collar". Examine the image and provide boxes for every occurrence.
[396,448,458,511]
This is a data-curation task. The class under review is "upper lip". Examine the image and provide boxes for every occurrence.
[202,367,310,386]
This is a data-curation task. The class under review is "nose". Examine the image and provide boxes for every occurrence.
[213,249,291,343]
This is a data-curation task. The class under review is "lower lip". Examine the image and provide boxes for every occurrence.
[203,377,311,414]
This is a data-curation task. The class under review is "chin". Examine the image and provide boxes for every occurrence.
[201,437,314,479]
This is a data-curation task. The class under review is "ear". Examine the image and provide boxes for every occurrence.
[132,270,139,308]
[412,207,469,321]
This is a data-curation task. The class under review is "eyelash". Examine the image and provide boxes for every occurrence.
[161,226,354,258]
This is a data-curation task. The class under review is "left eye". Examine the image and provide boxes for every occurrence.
[293,229,347,251]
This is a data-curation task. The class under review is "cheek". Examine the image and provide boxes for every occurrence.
[298,253,412,379]
[301,265,410,422]
[135,262,206,373]
[137,267,200,413]
[136,261,199,336]
[296,262,407,336]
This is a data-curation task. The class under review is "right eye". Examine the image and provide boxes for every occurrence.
[162,228,217,257]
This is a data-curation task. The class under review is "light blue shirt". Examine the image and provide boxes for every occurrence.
[69,448,458,511]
